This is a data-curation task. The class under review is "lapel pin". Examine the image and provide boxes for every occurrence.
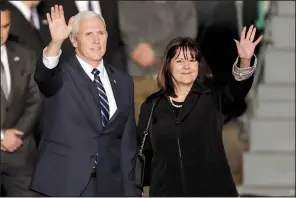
[113,80,116,84]
[42,19,48,25]
[13,56,20,61]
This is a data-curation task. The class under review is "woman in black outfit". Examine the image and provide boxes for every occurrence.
[137,25,262,196]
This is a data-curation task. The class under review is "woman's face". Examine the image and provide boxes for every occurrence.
[170,48,199,87]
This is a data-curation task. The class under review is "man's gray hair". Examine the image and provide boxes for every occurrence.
[72,11,106,34]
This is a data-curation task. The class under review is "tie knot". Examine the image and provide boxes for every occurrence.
[92,68,100,77]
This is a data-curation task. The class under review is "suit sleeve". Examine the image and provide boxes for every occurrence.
[15,51,43,138]
[34,52,63,97]
[120,77,142,196]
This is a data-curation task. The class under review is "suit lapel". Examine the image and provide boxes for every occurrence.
[104,64,121,126]
[70,57,122,132]
[1,89,7,127]
[9,4,44,51]
[5,43,21,107]
[69,55,103,132]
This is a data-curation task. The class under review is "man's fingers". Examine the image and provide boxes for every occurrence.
[7,140,22,152]
[50,7,56,21]
[46,13,52,25]
[234,39,239,48]
[1,145,6,151]
[12,130,24,135]
[7,147,17,152]
[59,5,66,22]
[55,5,60,19]
[15,138,23,147]
[67,16,75,31]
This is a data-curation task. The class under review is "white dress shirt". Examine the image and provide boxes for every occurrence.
[9,1,40,29]
[0,131,4,141]
[75,1,102,15]
[42,48,117,119]
[1,45,11,95]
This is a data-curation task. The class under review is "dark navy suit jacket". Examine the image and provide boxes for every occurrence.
[30,54,140,196]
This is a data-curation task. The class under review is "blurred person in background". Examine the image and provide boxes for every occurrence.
[7,1,52,146]
[118,1,197,120]
[0,2,42,196]
[137,26,262,196]
[44,0,127,72]
[7,1,50,54]
[118,1,197,78]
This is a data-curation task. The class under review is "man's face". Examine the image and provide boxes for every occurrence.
[30,1,41,7]
[0,10,10,46]
[70,17,107,65]
[23,1,41,7]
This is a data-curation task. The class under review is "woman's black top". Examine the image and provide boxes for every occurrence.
[137,77,254,196]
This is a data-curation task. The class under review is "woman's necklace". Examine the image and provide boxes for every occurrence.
[169,97,183,108]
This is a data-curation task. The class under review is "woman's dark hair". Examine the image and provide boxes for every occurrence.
[157,36,212,96]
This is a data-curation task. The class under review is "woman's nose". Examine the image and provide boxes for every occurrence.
[183,61,190,68]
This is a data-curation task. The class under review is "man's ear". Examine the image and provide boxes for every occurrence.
[69,33,78,48]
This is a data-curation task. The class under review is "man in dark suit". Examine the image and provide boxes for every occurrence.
[7,1,50,54]
[30,5,140,197]
[7,1,51,147]
[44,0,127,72]
[0,4,42,196]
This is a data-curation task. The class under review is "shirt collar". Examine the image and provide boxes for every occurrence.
[75,54,106,77]
[9,1,32,21]
[1,45,7,59]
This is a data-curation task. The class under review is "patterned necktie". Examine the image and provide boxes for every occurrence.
[92,68,109,169]
[92,68,109,127]
[30,12,35,28]
[1,61,9,99]
[88,0,93,11]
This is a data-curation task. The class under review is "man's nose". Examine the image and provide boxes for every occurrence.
[93,35,100,43]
